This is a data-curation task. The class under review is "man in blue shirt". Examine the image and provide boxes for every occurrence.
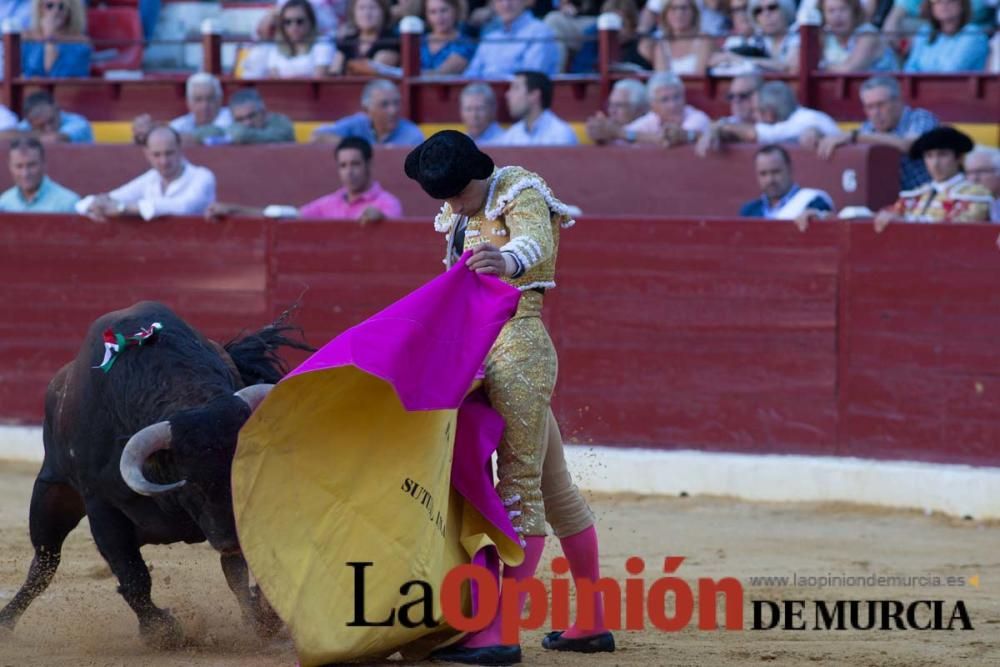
[460,82,505,146]
[13,91,93,144]
[311,79,424,146]
[464,0,561,78]
[0,137,79,213]
[496,71,577,146]
[739,145,832,219]
[816,76,938,191]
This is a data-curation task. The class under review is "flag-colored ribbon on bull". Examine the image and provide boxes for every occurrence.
[93,322,163,373]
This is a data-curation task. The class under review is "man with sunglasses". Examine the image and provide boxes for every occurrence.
[718,73,762,125]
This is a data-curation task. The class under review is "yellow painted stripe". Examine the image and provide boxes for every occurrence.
[92,120,1000,147]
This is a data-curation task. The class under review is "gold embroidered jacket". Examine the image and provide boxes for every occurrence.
[434,166,579,291]
[888,175,993,223]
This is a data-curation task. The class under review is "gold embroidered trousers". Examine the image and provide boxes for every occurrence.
[483,291,555,537]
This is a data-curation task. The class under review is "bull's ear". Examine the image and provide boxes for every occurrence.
[234,384,275,412]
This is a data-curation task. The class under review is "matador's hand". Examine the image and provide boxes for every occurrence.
[466,243,516,277]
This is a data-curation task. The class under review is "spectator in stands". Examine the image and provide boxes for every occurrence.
[464,0,561,77]
[570,0,651,73]
[9,91,92,143]
[719,0,799,73]
[640,0,730,36]
[883,0,994,47]
[312,78,425,145]
[816,76,939,190]
[903,0,990,72]
[252,0,336,78]
[818,0,897,71]
[208,137,402,223]
[699,81,839,152]
[718,72,762,123]
[708,0,769,74]
[76,125,216,222]
[638,0,714,74]
[496,70,577,145]
[965,146,1000,222]
[739,144,833,219]
[422,0,477,74]
[874,126,992,230]
[256,0,342,42]
[608,72,710,146]
[201,89,295,145]
[21,0,91,78]
[0,137,79,212]
[585,77,648,144]
[460,82,505,145]
[330,0,400,75]
[166,73,233,145]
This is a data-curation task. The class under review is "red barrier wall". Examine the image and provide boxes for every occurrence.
[0,144,900,217]
[2,215,999,468]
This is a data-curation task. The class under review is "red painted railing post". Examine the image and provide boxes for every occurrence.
[597,12,621,103]
[399,16,424,121]
[2,26,22,116]
[797,23,821,109]
[201,19,222,76]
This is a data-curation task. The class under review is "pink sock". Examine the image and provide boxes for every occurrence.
[559,526,607,638]
[464,535,546,648]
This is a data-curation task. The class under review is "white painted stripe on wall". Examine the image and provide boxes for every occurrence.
[3,427,998,519]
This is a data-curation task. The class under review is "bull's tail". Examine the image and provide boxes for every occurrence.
[224,305,314,387]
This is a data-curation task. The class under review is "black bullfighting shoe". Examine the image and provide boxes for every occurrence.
[429,643,522,665]
[541,630,616,653]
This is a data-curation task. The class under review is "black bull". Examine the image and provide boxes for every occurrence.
[0,301,312,647]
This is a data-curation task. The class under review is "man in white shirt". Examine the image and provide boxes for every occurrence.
[77,126,216,222]
[170,73,233,144]
[496,71,577,147]
[701,81,840,150]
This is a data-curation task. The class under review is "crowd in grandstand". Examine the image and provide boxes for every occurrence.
[0,0,995,225]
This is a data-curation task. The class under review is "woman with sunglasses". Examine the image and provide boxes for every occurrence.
[742,0,799,72]
[818,0,896,71]
[21,0,91,78]
[255,0,335,77]
[638,0,714,74]
[330,0,400,75]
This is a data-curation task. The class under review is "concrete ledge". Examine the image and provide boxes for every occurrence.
[4,427,998,519]
[564,445,1000,520]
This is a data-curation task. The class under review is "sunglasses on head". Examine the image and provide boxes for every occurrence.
[283,17,308,26]
[752,3,781,15]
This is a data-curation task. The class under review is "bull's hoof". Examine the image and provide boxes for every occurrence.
[139,610,184,649]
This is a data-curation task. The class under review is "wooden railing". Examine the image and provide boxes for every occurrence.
[2,24,997,129]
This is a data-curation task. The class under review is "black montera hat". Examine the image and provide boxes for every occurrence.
[908,126,975,161]
[404,130,495,200]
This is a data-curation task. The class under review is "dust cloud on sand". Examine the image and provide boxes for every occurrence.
[0,460,996,666]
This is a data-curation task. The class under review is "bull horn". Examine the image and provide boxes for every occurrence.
[119,421,186,496]
[234,384,275,412]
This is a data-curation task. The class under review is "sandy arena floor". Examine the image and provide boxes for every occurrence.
[0,459,997,667]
